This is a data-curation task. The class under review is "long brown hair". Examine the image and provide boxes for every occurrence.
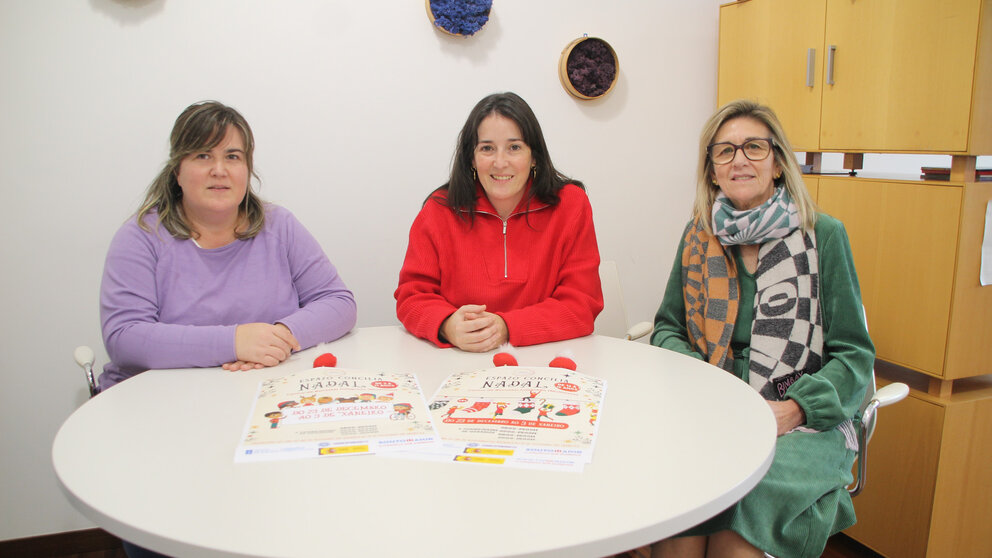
[136,100,265,239]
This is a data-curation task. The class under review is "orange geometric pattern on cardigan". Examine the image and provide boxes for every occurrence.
[681,217,739,372]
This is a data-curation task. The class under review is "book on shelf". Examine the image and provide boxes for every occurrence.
[920,166,992,181]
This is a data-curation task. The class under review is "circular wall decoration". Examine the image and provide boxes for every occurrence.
[426,0,493,37]
[559,36,619,100]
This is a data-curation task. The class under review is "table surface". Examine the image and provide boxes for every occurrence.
[53,326,776,558]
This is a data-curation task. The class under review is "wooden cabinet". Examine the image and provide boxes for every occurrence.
[845,364,992,558]
[718,0,992,154]
[817,177,992,380]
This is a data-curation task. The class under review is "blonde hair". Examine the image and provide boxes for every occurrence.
[693,99,817,234]
[136,101,264,239]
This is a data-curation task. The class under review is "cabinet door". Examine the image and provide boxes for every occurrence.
[845,392,942,558]
[944,182,992,379]
[929,396,992,557]
[819,0,982,152]
[718,0,825,151]
[817,178,961,376]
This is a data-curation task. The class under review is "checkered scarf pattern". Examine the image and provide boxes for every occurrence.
[681,218,739,373]
[681,218,824,402]
[748,228,823,401]
[711,186,801,246]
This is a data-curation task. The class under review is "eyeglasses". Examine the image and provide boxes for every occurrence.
[707,138,775,165]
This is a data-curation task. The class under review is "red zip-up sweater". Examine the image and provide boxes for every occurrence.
[394,183,604,347]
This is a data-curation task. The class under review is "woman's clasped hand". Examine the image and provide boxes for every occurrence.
[224,323,302,371]
[439,304,508,353]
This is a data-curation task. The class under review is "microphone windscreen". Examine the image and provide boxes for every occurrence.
[313,353,338,368]
[493,352,518,367]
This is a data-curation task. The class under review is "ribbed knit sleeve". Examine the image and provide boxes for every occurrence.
[268,208,357,351]
[784,215,874,430]
[394,198,458,347]
[100,218,237,383]
[498,188,603,346]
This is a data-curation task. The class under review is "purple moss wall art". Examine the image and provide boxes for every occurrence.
[559,36,619,100]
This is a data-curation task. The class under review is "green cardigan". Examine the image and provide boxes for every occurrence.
[651,214,875,430]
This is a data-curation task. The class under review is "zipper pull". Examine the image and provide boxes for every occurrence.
[502,219,509,278]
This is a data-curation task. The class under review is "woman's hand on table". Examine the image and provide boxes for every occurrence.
[223,360,264,371]
[228,323,301,370]
[441,304,508,352]
[768,399,806,436]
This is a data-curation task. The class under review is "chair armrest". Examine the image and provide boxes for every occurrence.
[74,345,99,398]
[625,321,653,341]
[872,382,909,408]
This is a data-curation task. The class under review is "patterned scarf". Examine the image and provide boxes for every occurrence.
[746,228,823,401]
[711,186,800,246]
[681,200,823,401]
[681,219,739,373]
[682,209,858,447]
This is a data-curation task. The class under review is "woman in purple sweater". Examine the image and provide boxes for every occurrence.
[99,101,356,391]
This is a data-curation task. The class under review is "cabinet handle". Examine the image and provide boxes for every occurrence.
[826,45,837,85]
[806,48,816,87]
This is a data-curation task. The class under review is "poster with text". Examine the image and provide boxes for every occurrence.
[415,366,606,470]
[236,368,437,463]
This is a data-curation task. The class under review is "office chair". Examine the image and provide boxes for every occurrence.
[595,260,652,341]
[73,345,99,398]
[849,374,909,496]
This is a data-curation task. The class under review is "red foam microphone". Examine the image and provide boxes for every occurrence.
[548,354,577,370]
[313,353,338,368]
[493,352,518,367]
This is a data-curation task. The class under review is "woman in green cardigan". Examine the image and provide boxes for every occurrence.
[650,100,874,558]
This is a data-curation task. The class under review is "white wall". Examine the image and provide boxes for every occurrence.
[0,0,724,539]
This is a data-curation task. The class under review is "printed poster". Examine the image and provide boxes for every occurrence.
[236,368,437,463]
[404,366,606,471]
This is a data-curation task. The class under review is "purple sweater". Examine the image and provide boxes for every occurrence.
[99,205,357,390]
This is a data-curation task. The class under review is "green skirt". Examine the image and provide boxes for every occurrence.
[681,427,857,558]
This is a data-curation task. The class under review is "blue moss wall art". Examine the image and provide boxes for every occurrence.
[427,0,493,37]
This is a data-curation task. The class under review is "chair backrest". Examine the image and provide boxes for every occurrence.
[594,260,629,339]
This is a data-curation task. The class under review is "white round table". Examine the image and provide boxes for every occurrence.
[53,326,776,557]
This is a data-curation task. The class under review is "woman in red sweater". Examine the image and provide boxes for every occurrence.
[395,92,604,352]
